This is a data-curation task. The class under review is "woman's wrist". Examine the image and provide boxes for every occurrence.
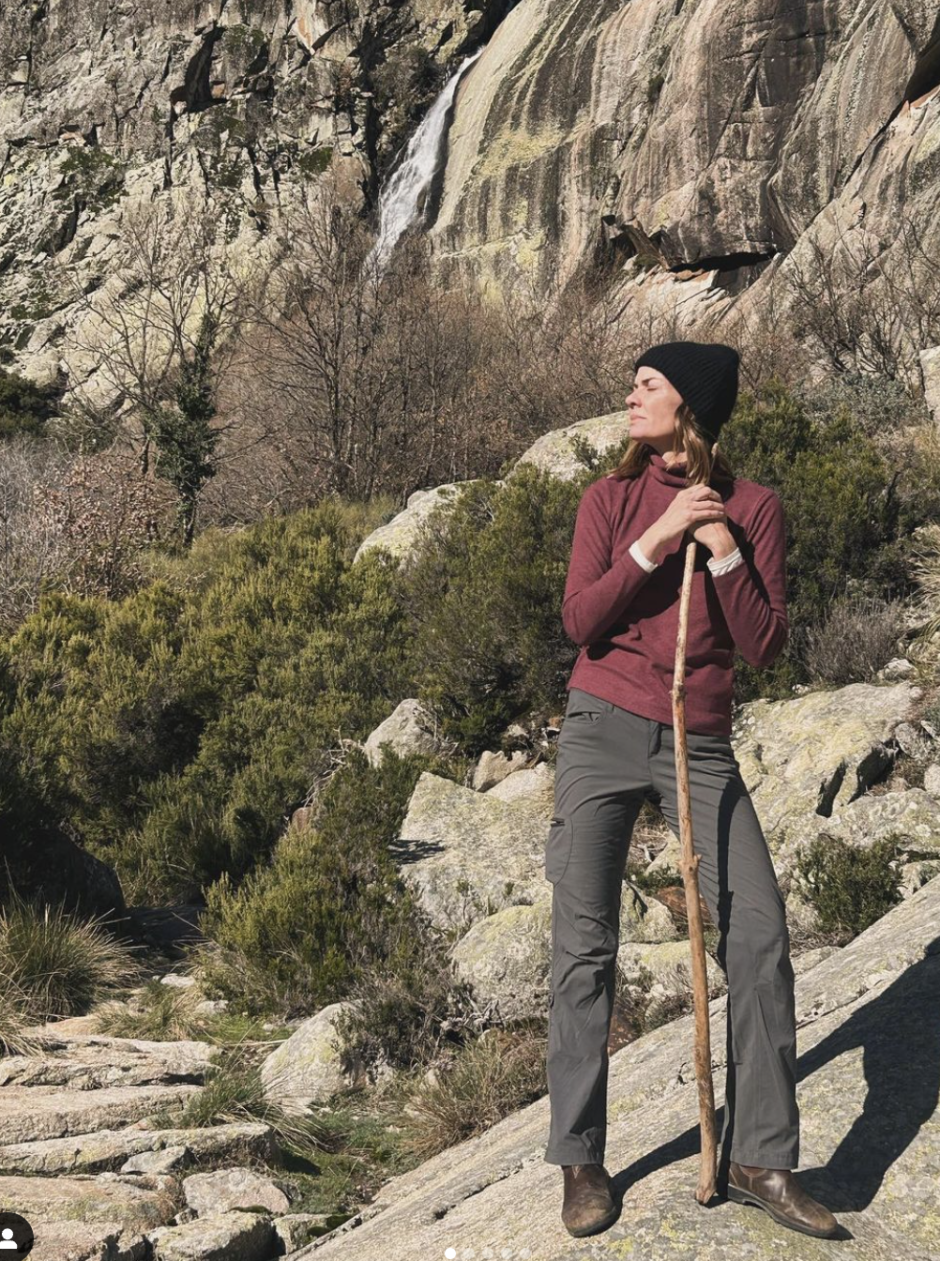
[707,526,739,560]
[637,525,667,566]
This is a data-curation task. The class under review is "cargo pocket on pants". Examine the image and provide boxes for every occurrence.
[545,816,573,884]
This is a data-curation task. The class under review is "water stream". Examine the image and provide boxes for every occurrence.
[364,47,484,277]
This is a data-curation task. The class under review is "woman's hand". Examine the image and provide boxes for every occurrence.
[640,485,729,562]
[688,518,737,555]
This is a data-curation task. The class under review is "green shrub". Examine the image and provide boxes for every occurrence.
[791,833,904,941]
[195,743,461,1022]
[396,462,596,755]
[0,365,61,438]
[51,145,125,211]
[0,500,415,901]
[720,376,937,703]
[331,913,478,1077]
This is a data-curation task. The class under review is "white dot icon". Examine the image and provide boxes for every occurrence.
[445,1251,456,1260]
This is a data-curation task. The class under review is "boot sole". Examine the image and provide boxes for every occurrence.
[727,1183,839,1238]
[563,1196,621,1238]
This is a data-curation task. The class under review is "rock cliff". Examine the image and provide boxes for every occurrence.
[2,1,939,404]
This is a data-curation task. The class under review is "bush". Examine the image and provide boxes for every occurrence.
[396,1025,546,1162]
[0,889,141,1024]
[0,499,415,901]
[396,462,598,755]
[720,376,939,702]
[196,743,462,1023]
[0,365,60,439]
[791,833,904,942]
[803,591,909,685]
[331,916,478,1078]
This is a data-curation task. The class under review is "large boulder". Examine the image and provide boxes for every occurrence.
[260,1002,367,1116]
[354,483,491,565]
[616,939,726,998]
[0,1170,176,1231]
[504,410,631,481]
[396,771,550,932]
[0,826,126,922]
[285,874,940,1261]
[620,882,682,944]
[730,681,923,864]
[354,409,631,573]
[779,784,940,873]
[359,698,451,768]
[450,902,552,1022]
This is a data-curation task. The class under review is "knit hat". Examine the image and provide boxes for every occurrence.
[633,341,739,442]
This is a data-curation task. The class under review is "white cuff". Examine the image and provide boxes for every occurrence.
[707,547,744,576]
[629,539,658,573]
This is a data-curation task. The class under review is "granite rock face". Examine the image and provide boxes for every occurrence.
[729,681,924,854]
[427,0,940,342]
[0,0,505,398]
[289,875,940,1260]
[4,2,939,404]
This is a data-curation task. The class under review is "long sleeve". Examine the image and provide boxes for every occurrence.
[562,481,655,646]
[710,490,788,667]
[707,547,743,576]
[629,539,659,573]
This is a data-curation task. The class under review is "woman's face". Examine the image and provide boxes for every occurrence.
[625,368,684,450]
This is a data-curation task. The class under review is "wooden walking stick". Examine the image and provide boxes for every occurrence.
[671,442,719,1206]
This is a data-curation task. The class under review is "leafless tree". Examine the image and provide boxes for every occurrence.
[227,173,498,508]
[50,189,269,538]
[778,211,940,397]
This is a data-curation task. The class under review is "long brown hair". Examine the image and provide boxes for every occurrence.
[607,402,735,486]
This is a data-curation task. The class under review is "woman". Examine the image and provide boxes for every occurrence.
[544,341,839,1241]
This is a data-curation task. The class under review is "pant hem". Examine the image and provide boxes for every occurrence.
[729,1149,799,1169]
[544,1148,605,1166]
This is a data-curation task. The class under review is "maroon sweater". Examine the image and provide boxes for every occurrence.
[562,447,788,736]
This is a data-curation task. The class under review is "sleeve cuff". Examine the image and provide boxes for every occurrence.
[707,547,744,576]
[628,539,658,573]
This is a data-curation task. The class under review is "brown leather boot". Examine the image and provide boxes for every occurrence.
[726,1161,839,1238]
[560,1163,621,1237]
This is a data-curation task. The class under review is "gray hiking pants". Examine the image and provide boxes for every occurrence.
[544,687,799,1170]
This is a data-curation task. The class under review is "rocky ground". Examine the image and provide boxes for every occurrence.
[0,906,344,1260]
[0,1021,328,1257]
[291,873,940,1261]
[4,840,938,1260]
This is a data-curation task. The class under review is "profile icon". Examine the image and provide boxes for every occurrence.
[0,1213,34,1254]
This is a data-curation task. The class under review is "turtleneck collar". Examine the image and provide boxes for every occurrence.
[645,446,691,487]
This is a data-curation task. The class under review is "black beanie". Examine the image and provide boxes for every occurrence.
[633,341,739,442]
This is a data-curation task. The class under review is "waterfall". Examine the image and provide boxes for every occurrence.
[364,48,484,278]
